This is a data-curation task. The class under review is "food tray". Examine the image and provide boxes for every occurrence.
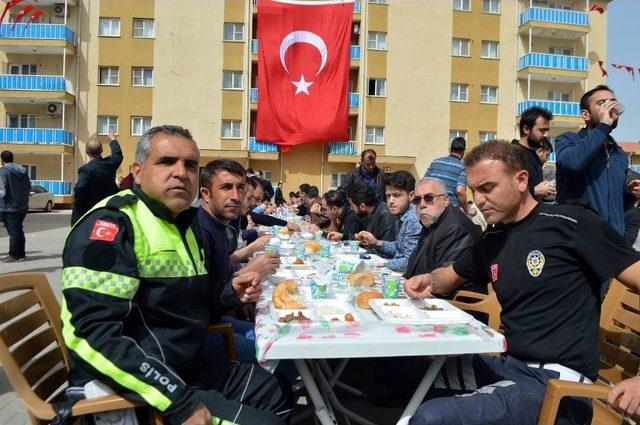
[369,298,473,324]
[308,299,360,322]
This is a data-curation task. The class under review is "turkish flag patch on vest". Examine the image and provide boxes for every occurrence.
[90,220,120,242]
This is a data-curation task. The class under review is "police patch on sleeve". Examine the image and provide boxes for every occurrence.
[526,250,545,278]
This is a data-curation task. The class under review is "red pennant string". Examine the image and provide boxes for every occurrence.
[624,65,636,81]
[0,0,24,24]
[24,9,45,31]
[611,63,625,69]
[11,4,34,30]
[598,60,608,77]
[589,5,605,14]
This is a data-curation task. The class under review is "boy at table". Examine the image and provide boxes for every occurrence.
[404,141,640,425]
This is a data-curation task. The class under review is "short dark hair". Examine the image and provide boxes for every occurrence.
[580,84,614,112]
[519,107,553,137]
[383,170,415,192]
[1,150,14,163]
[308,186,320,198]
[464,140,526,175]
[361,149,377,161]
[288,191,297,198]
[349,183,378,207]
[85,139,103,157]
[200,159,246,189]
[136,125,196,164]
[246,168,255,175]
[299,183,311,195]
[539,139,553,153]
[324,189,347,208]
[450,137,466,154]
[248,176,263,191]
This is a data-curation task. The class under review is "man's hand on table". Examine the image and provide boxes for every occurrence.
[310,202,322,215]
[232,271,263,303]
[244,253,280,279]
[326,231,343,241]
[357,231,381,248]
[182,404,211,425]
[404,274,434,299]
[627,179,640,198]
[607,376,640,418]
[249,234,272,252]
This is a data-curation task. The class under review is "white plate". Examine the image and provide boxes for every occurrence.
[369,298,473,324]
[270,304,317,324]
[308,299,360,322]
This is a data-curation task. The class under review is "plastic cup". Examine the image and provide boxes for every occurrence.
[311,279,327,299]
[295,243,306,261]
[264,245,279,255]
[382,276,400,299]
[349,240,360,253]
[320,241,331,258]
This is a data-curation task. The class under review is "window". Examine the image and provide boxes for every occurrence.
[367,32,387,50]
[367,78,386,96]
[21,165,37,180]
[222,71,243,89]
[450,83,468,102]
[8,64,36,75]
[7,114,35,128]
[369,0,388,3]
[365,126,384,144]
[549,3,572,10]
[133,19,154,38]
[330,172,348,189]
[452,38,470,57]
[223,23,244,41]
[483,0,500,13]
[99,18,120,36]
[262,170,273,182]
[549,47,573,56]
[131,116,151,136]
[222,120,241,138]
[98,67,119,85]
[479,131,497,143]
[481,41,499,59]
[449,130,467,143]
[548,91,571,102]
[480,85,498,103]
[132,67,153,86]
[98,116,118,135]
[453,0,471,11]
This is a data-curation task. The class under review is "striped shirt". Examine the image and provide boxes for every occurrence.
[424,154,467,207]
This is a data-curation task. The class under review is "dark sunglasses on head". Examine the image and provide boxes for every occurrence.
[411,193,446,205]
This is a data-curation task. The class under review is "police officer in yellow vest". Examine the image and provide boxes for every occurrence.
[61,125,292,425]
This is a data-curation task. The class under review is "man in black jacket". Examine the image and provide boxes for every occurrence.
[348,183,396,251]
[0,150,31,262]
[71,132,123,224]
[325,189,363,241]
[338,149,387,201]
[404,177,479,284]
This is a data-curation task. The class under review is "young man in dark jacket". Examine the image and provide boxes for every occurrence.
[0,150,31,262]
[338,149,387,201]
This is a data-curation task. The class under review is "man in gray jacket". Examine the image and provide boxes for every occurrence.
[0,150,31,262]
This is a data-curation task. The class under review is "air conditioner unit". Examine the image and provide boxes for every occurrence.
[46,103,61,115]
[54,4,69,18]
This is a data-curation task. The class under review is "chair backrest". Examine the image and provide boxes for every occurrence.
[598,279,639,385]
[0,272,68,419]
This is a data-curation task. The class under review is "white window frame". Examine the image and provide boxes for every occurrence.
[21,164,37,180]
[99,18,120,37]
[452,38,470,57]
[222,70,243,90]
[330,172,349,190]
[482,0,500,14]
[97,116,118,135]
[262,170,273,182]
[548,91,571,102]
[481,40,499,59]
[367,78,386,97]
[549,47,573,56]
[453,0,471,12]
[549,2,572,10]
[450,83,469,102]
[133,18,155,38]
[132,67,153,87]
[98,66,119,86]
[221,120,242,139]
[365,126,384,145]
[479,131,497,143]
[223,23,244,42]
[480,85,498,104]
[449,130,467,143]
[8,64,37,75]
[368,0,388,3]
[131,116,152,136]
[7,114,36,128]
[367,31,387,50]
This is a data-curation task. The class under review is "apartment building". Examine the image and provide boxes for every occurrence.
[0,0,610,203]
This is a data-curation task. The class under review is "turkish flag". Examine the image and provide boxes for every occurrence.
[256,0,353,148]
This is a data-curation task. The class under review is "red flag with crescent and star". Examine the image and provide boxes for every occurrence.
[256,0,353,149]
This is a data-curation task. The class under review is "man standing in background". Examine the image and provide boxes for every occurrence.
[0,150,31,262]
[425,137,469,213]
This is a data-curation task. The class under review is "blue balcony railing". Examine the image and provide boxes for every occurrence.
[0,23,75,44]
[251,39,258,55]
[547,152,557,163]
[519,53,588,72]
[0,128,73,146]
[349,92,359,108]
[350,45,360,61]
[328,141,357,155]
[249,137,279,152]
[250,87,258,103]
[518,100,580,117]
[0,75,72,93]
[354,0,361,13]
[32,180,72,196]
[519,7,589,27]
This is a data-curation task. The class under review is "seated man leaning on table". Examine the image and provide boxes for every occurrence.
[404,140,640,425]
[349,182,397,250]
[357,171,422,272]
[61,125,291,425]
[403,176,480,294]
[324,189,364,241]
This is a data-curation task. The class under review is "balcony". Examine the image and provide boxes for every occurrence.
[0,128,73,146]
[518,100,582,127]
[249,137,279,152]
[0,75,75,104]
[519,7,589,39]
[354,0,361,15]
[251,87,258,103]
[31,180,72,196]
[349,92,359,109]
[0,24,76,54]
[328,141,357,155]
[518,52,588,83]
[251,39,258,55]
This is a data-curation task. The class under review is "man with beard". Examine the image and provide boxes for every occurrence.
[338,149,387,201]
[348,183,396,250]
[556,85,640,236]
[324,189,364,241]
[511,106,555,201]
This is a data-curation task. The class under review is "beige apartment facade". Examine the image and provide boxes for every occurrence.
[0,0,610,203]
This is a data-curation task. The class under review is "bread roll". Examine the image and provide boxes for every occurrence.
[347,269,375,287]
[272,280,306,309]
[356,291,383,309]
[305,240,321,253]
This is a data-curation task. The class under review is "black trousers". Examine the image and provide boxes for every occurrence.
[3,210,26,259]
